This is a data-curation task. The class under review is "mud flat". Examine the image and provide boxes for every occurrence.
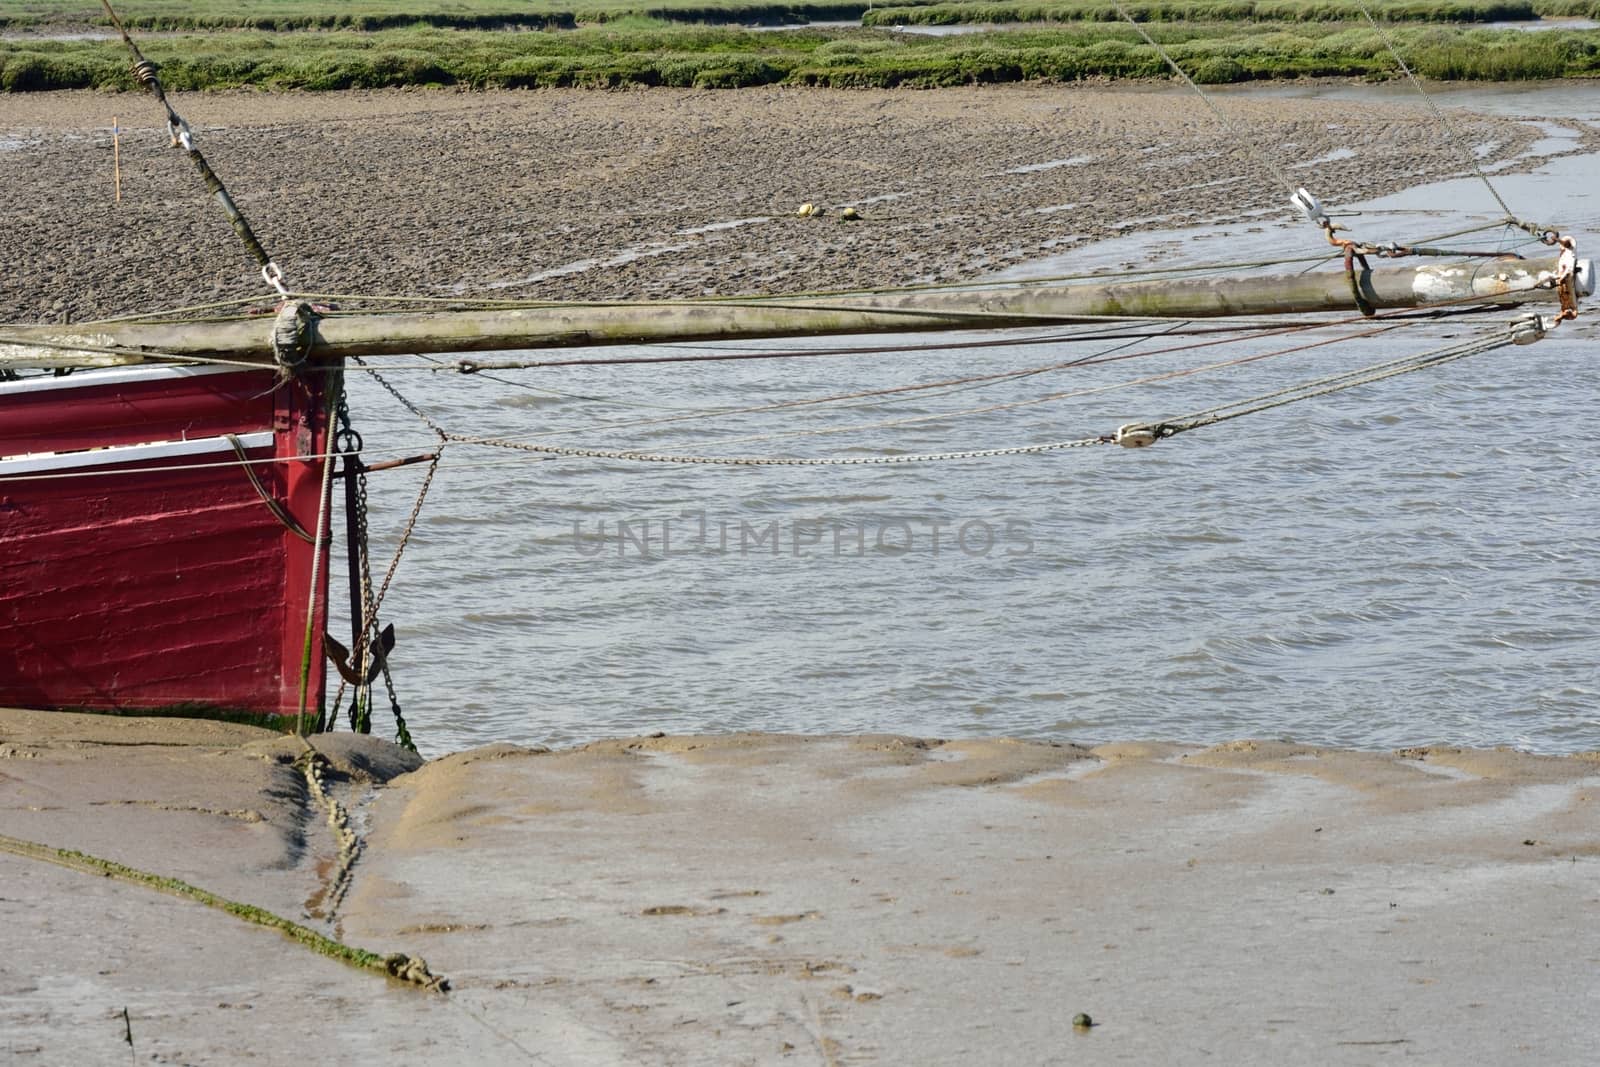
[3,85,1597,323]
[2,708,1597,1063]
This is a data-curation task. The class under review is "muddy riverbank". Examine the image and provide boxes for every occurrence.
[3,709,1597,1063]
[4,85,1595,322]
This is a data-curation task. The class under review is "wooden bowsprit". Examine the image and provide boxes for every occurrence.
[0,253,1589,370]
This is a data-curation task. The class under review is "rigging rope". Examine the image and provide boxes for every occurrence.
[429,292,1523,455]
[1353,2,1517,221]
[71,214,1537,328]
[439,432,1112,466]
[295,379,341,735]
[1,292,1561,490]
[225,432,314,542]
[682,326,1408,452]
[438,318,1524,465]
[47,212,1536,334]
[445,322,1189,444]
[1110,4,1300,206]
[99,0,289,296]
[1105,0,1575,276]
[448,320,1275,374]
[1118,327,1522,446]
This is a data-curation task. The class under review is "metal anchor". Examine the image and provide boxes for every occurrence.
[324,624,396,685]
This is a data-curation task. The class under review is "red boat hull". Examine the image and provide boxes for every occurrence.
[1,364,332,722]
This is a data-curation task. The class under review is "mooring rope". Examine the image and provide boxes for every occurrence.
[296,744,364,917]
[0,832,447,991]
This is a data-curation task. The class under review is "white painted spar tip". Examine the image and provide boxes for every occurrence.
[1576,258,1595,298]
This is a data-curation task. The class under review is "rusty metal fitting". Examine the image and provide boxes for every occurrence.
[1551,237,1581,320]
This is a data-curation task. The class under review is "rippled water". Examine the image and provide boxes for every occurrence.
[339,89,1600,758]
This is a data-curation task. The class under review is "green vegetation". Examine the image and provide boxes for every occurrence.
[5,22,1599,89]
[864,0,1600,25]
[0,0,889,31]
[2,1,1597,87]
[7,0,1595,29]
[49,702,302,731]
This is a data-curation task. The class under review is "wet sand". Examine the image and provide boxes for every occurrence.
[4,85,1597,323]
[3,709,1597,1063]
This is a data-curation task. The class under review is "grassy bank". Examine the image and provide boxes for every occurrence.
[862,0,1600,26]
[8,0,1594,30]
[4,1,1599,88]
[0,0,892,32]
[3,21,1598,90]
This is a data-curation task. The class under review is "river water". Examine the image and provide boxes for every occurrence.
[342,84,1599,758]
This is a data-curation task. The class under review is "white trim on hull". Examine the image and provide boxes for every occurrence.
[0,362,254,396]
[0,430,273,475]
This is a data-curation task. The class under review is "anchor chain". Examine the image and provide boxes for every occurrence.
[323,391,420,753]
[350,424,376,737]
[329,391,375,734]
[378,650,416,754]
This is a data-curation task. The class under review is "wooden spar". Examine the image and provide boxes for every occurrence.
[0,254,1581,369]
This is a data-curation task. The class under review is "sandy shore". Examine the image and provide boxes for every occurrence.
[3,708,1597,1063]
[4,85,1597,323]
